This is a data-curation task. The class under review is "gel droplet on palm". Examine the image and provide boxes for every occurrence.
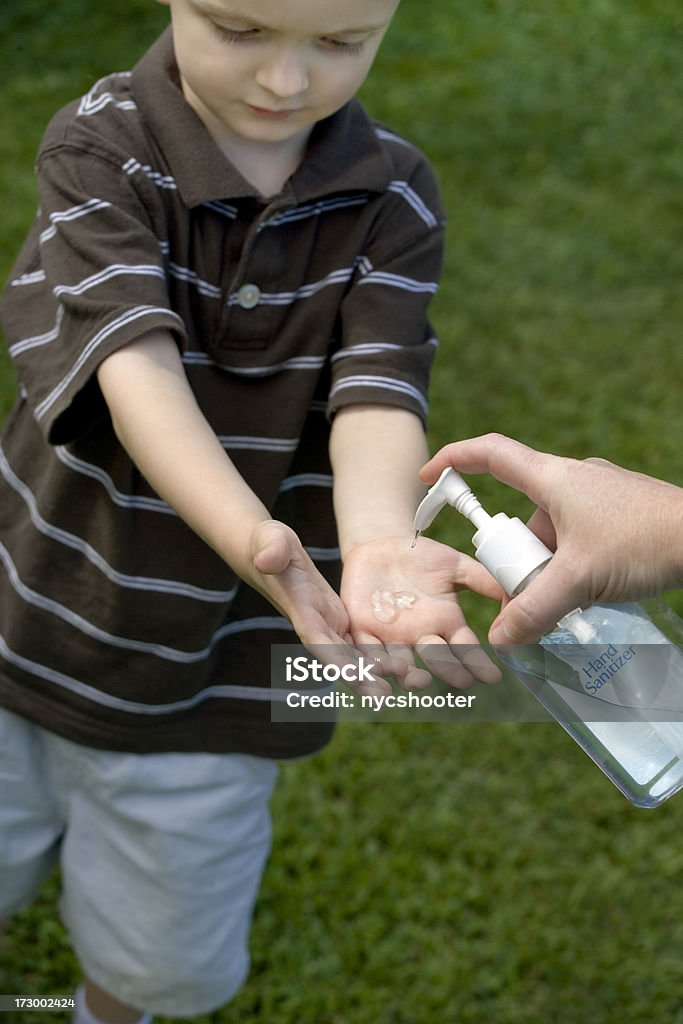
[371,589,417,623]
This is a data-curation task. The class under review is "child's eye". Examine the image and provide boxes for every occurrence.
[211,22,260,44]
[319,37,367,56]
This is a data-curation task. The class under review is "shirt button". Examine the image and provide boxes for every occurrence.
[237,283,261,309]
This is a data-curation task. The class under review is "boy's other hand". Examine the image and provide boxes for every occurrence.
[250,520,352,647]
[251,521,412,691]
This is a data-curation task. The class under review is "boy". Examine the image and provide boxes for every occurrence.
[0,1,500,1020]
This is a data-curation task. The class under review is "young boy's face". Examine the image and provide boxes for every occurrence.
[166,0,400,156]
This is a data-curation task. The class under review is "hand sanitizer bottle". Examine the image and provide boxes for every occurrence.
[413,468,683,807]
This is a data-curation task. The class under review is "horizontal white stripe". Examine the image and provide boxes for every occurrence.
[217,435,299,452]
[358,271,438,295]
[387,180,439,229]
[168,262,221,299]
[262,194,368,229]
[53,263,165,299]
[0,541,289,665]
[330,375,428,415]
[77,72,135,117]
[0,633,295,715]
[79,96,137,117]
[204,200,239,219]
[10,270,46,288]
[1,446,234,604]
[279,473,333,493]
[356,255,374,277]
[228,267,354,308]
[374,127,416,150]
[55,446,174,514]
[122,158,177,190]
[182,351,326,376]
[39,198,112,246]
[331,338,438,362]
[9,306,64,357]
[305,547,341,561]
[35,305,186,422]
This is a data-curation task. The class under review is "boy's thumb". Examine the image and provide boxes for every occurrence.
[252,523,293,575]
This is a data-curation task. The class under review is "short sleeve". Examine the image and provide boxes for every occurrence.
[327,155,445,426]
[2,143,187,444]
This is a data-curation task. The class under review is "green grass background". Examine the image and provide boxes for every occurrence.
[1,2,683,1021]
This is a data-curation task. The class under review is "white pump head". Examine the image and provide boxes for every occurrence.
[413,468,490,533]
[413,468,554,596]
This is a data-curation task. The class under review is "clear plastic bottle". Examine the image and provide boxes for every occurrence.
[413,469,683,807]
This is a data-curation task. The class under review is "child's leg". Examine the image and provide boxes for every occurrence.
[56,740,278,1018]
[75,978,151,1024]
[1,709,277,1018]
[0,708,63,917]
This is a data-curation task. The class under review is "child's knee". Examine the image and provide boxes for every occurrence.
[81,946,250,1017]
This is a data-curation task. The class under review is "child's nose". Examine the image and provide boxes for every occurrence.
[255,50,309,99]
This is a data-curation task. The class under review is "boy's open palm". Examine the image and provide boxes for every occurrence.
[250,522,412,688]
[340,536,504,689]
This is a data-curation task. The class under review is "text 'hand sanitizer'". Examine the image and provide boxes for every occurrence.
[413,468,683,807]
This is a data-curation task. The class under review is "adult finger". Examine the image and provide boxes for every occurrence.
[420,433,556,511]
[488,554,589,644]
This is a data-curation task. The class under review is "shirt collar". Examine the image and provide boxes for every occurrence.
[131,28,393,208]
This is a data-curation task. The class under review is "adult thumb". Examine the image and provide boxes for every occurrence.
[488,557,587,644]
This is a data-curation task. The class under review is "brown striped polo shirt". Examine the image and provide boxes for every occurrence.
[0,28,445,757]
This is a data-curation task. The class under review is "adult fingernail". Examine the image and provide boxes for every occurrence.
[489,622,510,646]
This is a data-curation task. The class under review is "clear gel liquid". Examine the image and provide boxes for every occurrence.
[371,589,417,624]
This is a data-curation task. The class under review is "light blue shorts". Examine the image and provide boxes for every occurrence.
[0,706,278,1017]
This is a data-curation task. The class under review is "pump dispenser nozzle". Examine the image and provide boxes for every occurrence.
[413,468,554,596]
[413,468,490,534]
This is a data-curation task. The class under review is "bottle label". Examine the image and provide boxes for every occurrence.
[580,643,636,695]
[581,638,638,696]
[541,634,644,704]
[539,604,683,716]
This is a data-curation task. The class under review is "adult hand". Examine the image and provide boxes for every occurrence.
[421,433,683,644]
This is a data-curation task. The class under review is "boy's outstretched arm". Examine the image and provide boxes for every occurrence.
[329,406,503,688]
[96,330,352,649]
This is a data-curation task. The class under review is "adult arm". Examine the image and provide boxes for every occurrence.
[421,433,683,644]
